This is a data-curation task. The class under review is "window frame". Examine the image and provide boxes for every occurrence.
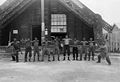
[51,14,67,33]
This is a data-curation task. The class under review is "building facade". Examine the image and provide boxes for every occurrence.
[0,0,112,46]
[104,24,120,52]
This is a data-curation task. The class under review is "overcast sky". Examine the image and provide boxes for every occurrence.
[0,0,6,6]
[0,0,120,26]
[80,0,120,26]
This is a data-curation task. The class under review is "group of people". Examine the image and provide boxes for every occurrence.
[8,37,40,62]
[7,35,111,65]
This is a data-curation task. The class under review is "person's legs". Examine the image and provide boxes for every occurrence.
[84,51,87,60]
[106,55,111,65]
[63,46,66,60]
[41,48,45,61]
[52,49,55,61]
[76,48,78,60]
[74,47,77,60]
[79,49,83,60]
[11,54,16,61]
[57,48,60,61]
[80,52,82,61]
[15,52,19,62]
[88,51,91,61]
[92,51,95,61]
[97,55,101,63]
[33,51,36,62]
[29,51,32,62]
[48,52,51,61]
[25,50,28,62]
[83,47,87,60]
[36,51,40,61]
[67,45,70,61]
[73,47,75,60]
[47,50,51,61]
[52,54,55,61]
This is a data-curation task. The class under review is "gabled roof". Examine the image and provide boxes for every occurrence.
[0,0,34,27]
[0,0,15,10]
[59,0,113,32]
[0,0,113,32]
[59,0,95,25]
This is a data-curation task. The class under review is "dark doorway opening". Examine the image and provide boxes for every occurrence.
[1,27,10,46]
[32,25,41,45]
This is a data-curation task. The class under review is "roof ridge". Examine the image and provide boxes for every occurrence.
[0,0,15,10]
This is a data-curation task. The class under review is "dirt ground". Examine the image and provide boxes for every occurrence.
[0,55,120,82]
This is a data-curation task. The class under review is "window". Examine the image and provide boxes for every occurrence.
[51,14,67,33]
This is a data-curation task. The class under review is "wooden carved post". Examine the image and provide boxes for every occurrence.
[93,14,104,46]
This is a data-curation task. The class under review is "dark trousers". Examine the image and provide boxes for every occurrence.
[88,48,95,61]
[63,45,70,60]
[55,47,60,61]
[25,48,32,62]
[11,54,16,61]
[33,50,40,61]
[52,50,55,61]
[14,51,19,62]
[59,47,63,54]
[80,51,82,60]
[73,47,78,60]
[84,53,87,60]
[97,55,111,65]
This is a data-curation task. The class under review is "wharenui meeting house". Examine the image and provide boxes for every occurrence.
[0,0,113,45]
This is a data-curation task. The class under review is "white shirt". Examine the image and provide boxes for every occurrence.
[63,38,71,45]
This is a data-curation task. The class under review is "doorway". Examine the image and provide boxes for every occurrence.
[32,25,41,45]
[1,27,9,46]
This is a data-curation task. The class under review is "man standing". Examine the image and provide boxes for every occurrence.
[63,35,71,61]
[54,37,60,61]
[97,40,111,65]
[81,37,88,61]
[88,38,95,61]
[12,38,20,62]
[24,38,32,62]
[41,39,48,61]
[72,38,79,61]
[33,37,40,62]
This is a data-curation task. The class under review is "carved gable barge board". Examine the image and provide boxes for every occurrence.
[0,0,17,10]
[58,0,95,26]
[57,1,91,28]
[0,0,34,28]
[102,20,113,33]
[58,0,113,33]
[0,0,24,21]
